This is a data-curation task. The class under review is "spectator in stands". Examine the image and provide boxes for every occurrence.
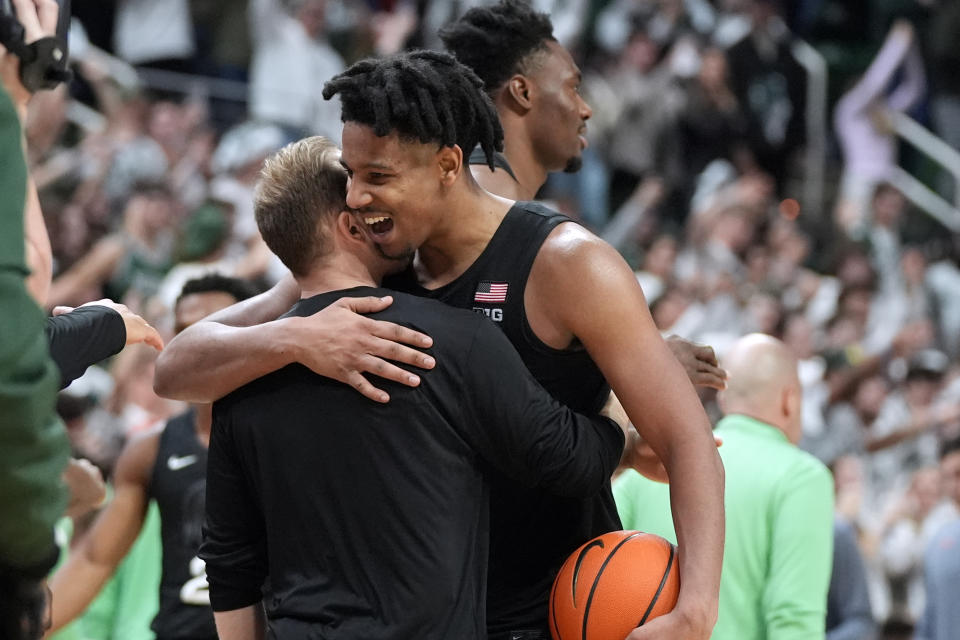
[878,465,954,626]
[724,0,807,193]
[833,20,925,239]
[248,0,345,142]
[915,437,960,640]
[113,0,196,73]
[48,180,177,311]
[828,511,877,640]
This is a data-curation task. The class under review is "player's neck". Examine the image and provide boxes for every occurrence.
[501,125,548,200]
[414,184,512,289]
[297,253,378,299]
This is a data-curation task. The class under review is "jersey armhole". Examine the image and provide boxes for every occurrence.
[517,216,589,357]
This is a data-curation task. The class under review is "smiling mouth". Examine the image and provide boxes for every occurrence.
[359,213,395,238]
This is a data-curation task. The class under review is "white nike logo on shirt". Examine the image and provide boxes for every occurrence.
[167,454,198,471]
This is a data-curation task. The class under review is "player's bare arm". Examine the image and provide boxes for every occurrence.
[526,224,724,639]
[154,274,436,403]
[46,427,160,635]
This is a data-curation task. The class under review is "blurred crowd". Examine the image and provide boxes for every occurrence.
[39,0,960,638]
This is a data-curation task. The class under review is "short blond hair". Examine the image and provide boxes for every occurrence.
[253,136,347,277]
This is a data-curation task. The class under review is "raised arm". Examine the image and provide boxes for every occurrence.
[46,429,158,633]
[836,20,915,117]
[154,276,436,403]
[529,225,724,640]
[886,36,925,113]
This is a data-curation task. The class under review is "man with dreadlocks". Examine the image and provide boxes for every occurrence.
[157,49,723,640]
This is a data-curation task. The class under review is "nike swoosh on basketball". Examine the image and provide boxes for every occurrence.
[168,454,198,471]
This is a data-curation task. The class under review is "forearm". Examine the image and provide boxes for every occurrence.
[47,552,116,633]
[154,319,299,401]
[214,604,266,640]
[665,433,725,623]
[854,27,913,105]
[465,323,625,497]
[887,42,925,112]
[24,176,52,306]
[45,306,126,389]
[866,421,923,452]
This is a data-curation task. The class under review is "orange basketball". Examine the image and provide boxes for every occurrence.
[549,530,680,640]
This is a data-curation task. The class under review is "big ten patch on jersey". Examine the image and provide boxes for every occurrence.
[472,280,508,323]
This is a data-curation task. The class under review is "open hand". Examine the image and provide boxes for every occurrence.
[289,295,435,403]
[666,335,727,390]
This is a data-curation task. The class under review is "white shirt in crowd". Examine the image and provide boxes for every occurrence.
[249,0,345,142]
[114,0,196,65]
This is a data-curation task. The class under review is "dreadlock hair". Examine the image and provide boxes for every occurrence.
[438,0,555,98]
[322,49,503,171]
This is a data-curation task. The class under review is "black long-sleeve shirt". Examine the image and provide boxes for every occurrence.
[201,287,624,640]
[45,305,125,389]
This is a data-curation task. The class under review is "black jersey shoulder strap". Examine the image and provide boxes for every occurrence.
[468,145,518,183]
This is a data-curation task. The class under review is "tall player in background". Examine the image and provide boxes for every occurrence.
[444,0,726,389]
[156,49,724,640]
[47,275,258,640]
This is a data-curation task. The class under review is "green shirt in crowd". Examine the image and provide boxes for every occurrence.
[0,84,70,574]
[49,500,162,640]
[614,414,835,640]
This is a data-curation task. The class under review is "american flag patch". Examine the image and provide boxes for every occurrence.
[474,281,508,303]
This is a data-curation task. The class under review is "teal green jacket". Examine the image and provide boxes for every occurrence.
[0,85,70,572]
[615,414,835,640]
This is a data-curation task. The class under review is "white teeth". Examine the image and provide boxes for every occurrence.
[364,216,390,225]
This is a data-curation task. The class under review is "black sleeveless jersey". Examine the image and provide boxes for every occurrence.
[468,145,519,182]
[148,409,217,640]
[384,201,622,637]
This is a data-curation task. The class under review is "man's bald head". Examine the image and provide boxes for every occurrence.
[719,334,803,443]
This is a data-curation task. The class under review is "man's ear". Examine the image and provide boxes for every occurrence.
[781,386,794,419]
[505,74,534,112]
[437,145,463,186]
[337,210,364,245]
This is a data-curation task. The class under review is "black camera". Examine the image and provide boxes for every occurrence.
[0,0,72,92]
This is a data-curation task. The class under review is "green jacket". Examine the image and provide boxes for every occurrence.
[0,84,70,573]
[614,414,835,640]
